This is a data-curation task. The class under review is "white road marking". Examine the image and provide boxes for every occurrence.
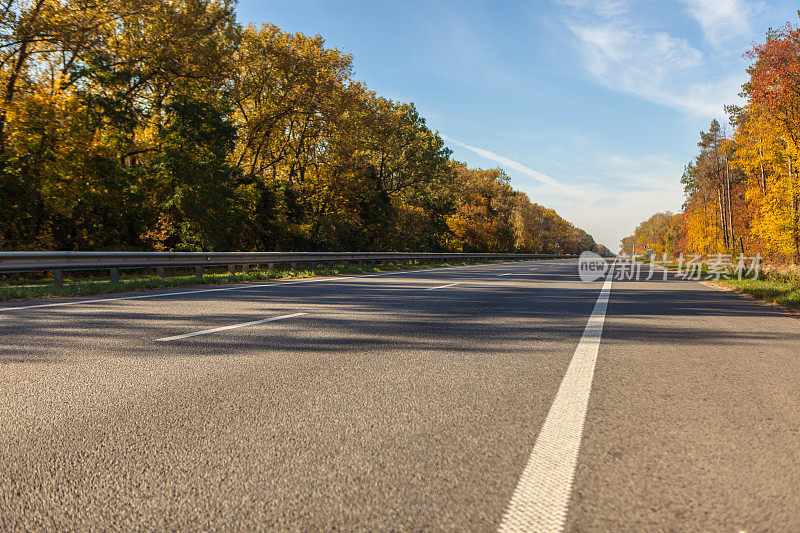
[0,260,564,313]
[498,273,513,277]
[155,312,307,342]
[529,268,539,271]
[498,272,613,533]
[424,282,461,291]
[0,278,355,311]
[357,260,528,278]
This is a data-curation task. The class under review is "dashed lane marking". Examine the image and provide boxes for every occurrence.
[424,283,462,291]
[155,312,308,342]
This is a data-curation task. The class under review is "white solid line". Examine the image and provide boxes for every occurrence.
[0,260,552,313]
[155,312,307,342]
[1,266,477,311]
[498,272,613,533]
[424,282,461,291]
[0,278,354,312]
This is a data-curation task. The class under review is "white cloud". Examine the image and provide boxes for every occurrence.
[573,26,702,75]
[443,135,597,201]
[601,154,635,167]
[569,185,684,252]
[682,0,760,48]
[536,1,765,248]
[444,136,685,249]
[561,1,747,117]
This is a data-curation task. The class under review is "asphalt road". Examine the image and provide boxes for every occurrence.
[0,259,798,531]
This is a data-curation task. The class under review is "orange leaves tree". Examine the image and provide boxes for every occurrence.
[626,15,800,263]
[0,1,599,254]
[733,20,800,261]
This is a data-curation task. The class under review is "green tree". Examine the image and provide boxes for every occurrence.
[151,94,239,250]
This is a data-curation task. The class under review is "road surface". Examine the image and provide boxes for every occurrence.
[0,260,798,530]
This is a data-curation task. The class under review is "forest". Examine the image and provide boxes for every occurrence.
[0,0,600,255]
[623,15,800,263]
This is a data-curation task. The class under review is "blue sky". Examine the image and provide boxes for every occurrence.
[237,0,799,251]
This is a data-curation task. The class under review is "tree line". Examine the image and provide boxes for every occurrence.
[623,14,800,262]
[0,0,600,255]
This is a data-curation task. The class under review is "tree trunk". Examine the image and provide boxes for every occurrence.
[717,187,727,250]
[791,157,800,264]
[726,161,734,252]
[758,138,767,194]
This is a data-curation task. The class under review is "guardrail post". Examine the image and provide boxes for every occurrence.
[0,253,564,284]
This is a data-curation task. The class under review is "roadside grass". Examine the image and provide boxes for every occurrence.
[720,276,800,309]
[606,256,800,310]
[661,259,800,310]
[632,257,800,310]
[0,258,532,302]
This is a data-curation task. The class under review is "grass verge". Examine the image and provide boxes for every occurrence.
[719,277,800,309]
[0,258,528,303]
[620,257,800,310]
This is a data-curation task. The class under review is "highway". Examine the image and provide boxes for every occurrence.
[0,259,798,531]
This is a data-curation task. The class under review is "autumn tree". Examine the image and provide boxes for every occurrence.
[0,1,598,255]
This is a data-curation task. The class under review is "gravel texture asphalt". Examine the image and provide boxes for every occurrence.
[0,260,797,531]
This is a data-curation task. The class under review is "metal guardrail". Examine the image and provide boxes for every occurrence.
[0,251,571,287]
